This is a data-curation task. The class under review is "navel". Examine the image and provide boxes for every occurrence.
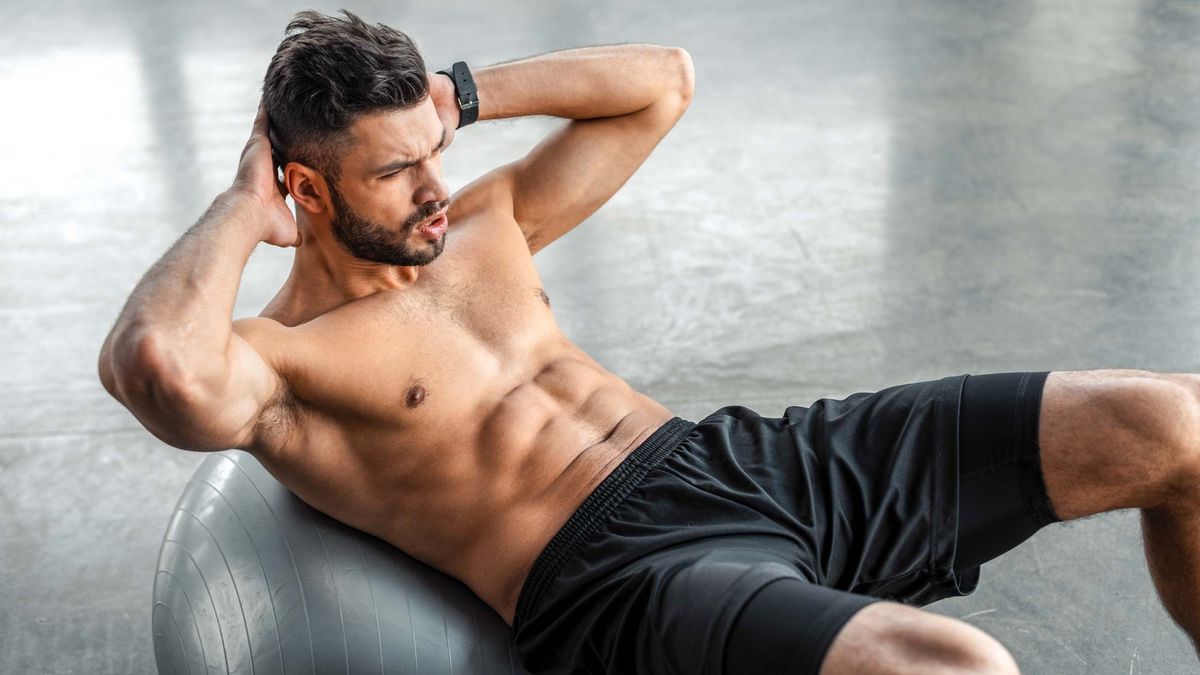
[537,287,551,307]
[404,384,427,408]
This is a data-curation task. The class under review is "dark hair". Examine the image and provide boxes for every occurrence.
[262,9,428,184]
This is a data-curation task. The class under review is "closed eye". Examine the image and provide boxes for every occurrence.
[380,140,447,180]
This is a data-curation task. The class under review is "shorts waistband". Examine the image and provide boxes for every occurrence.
[513,415,698,630]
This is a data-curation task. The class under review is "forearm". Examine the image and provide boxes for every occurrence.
[102,191,263,392]
[473,43,691,122]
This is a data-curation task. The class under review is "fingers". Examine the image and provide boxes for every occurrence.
[254,98,286,173]
[253,99,269,138]
[238,102,271,167]
[239,96,290,202]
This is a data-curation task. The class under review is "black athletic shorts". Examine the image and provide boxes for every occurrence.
[512,371,1062,675]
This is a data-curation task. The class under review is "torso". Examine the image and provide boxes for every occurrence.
[235,182,674,627]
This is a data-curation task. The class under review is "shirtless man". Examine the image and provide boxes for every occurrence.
[99,10,1200,675]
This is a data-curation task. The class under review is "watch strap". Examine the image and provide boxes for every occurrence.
[436,61,479,129]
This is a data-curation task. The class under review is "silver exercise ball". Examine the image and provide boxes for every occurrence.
[151,449,529,674]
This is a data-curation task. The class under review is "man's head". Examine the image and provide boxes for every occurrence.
[263,9,450,267]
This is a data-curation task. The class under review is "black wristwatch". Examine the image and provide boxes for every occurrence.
[436,61,480,129]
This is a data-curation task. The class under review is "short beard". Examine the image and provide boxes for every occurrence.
[327,180,448,267]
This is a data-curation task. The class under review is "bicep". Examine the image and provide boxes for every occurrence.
[508,92,691,254]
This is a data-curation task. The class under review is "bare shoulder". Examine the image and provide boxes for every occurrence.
[233,315,290,339]
[232,315,296,356]
[448,159,537,246]
[450,160,517,221]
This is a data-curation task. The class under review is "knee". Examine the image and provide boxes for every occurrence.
[1099,372,1200,504]
[821,602,1020,675]
[911,618,1020,675]
[951,630,1022,674]
[1155,375,1200,499]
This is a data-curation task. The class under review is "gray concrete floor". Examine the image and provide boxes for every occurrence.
[2,0,1198,672]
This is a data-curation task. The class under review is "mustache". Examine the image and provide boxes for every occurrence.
[406,198,451,228]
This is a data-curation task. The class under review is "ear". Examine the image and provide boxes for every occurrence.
[283,162,331,216]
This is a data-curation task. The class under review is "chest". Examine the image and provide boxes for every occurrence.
[397,213,556,357]
[282,215,560,430]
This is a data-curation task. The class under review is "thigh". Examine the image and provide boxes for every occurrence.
[804,371,1060,599]
[723,579,1019,675]
[723,577,880,675]
[778,373,968,598]
[527,539,823,675]
[954,371,1061,574]
[634,546,821,675]
[953,368,1200,571]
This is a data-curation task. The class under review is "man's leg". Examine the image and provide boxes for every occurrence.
[1037,369,1200,655]
[818,368,1200,674]
[815,600,1020,675]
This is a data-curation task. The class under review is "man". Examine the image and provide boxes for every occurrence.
[97,10,1200,675]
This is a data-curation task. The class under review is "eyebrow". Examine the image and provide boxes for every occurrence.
[372,125,448,176]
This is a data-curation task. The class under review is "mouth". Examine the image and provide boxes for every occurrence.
[415,208,445,227]
[417,211,448,238]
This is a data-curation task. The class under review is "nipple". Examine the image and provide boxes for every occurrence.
[404,384,427,408]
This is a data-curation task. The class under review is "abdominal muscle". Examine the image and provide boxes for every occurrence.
[456,361,674,627]
[253,333,675,628]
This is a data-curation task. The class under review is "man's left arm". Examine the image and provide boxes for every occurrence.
[442,44,695,254]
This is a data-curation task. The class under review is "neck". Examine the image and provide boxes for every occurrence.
[263,219,423,324]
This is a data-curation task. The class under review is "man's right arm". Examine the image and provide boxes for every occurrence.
[98,103,298,452]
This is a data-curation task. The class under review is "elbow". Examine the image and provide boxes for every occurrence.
[100,332,219,451]
[101,330,197,409]
[98,333,121,399]
[667,47,695,107]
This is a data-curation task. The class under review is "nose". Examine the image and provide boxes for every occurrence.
[414,163,450,207]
